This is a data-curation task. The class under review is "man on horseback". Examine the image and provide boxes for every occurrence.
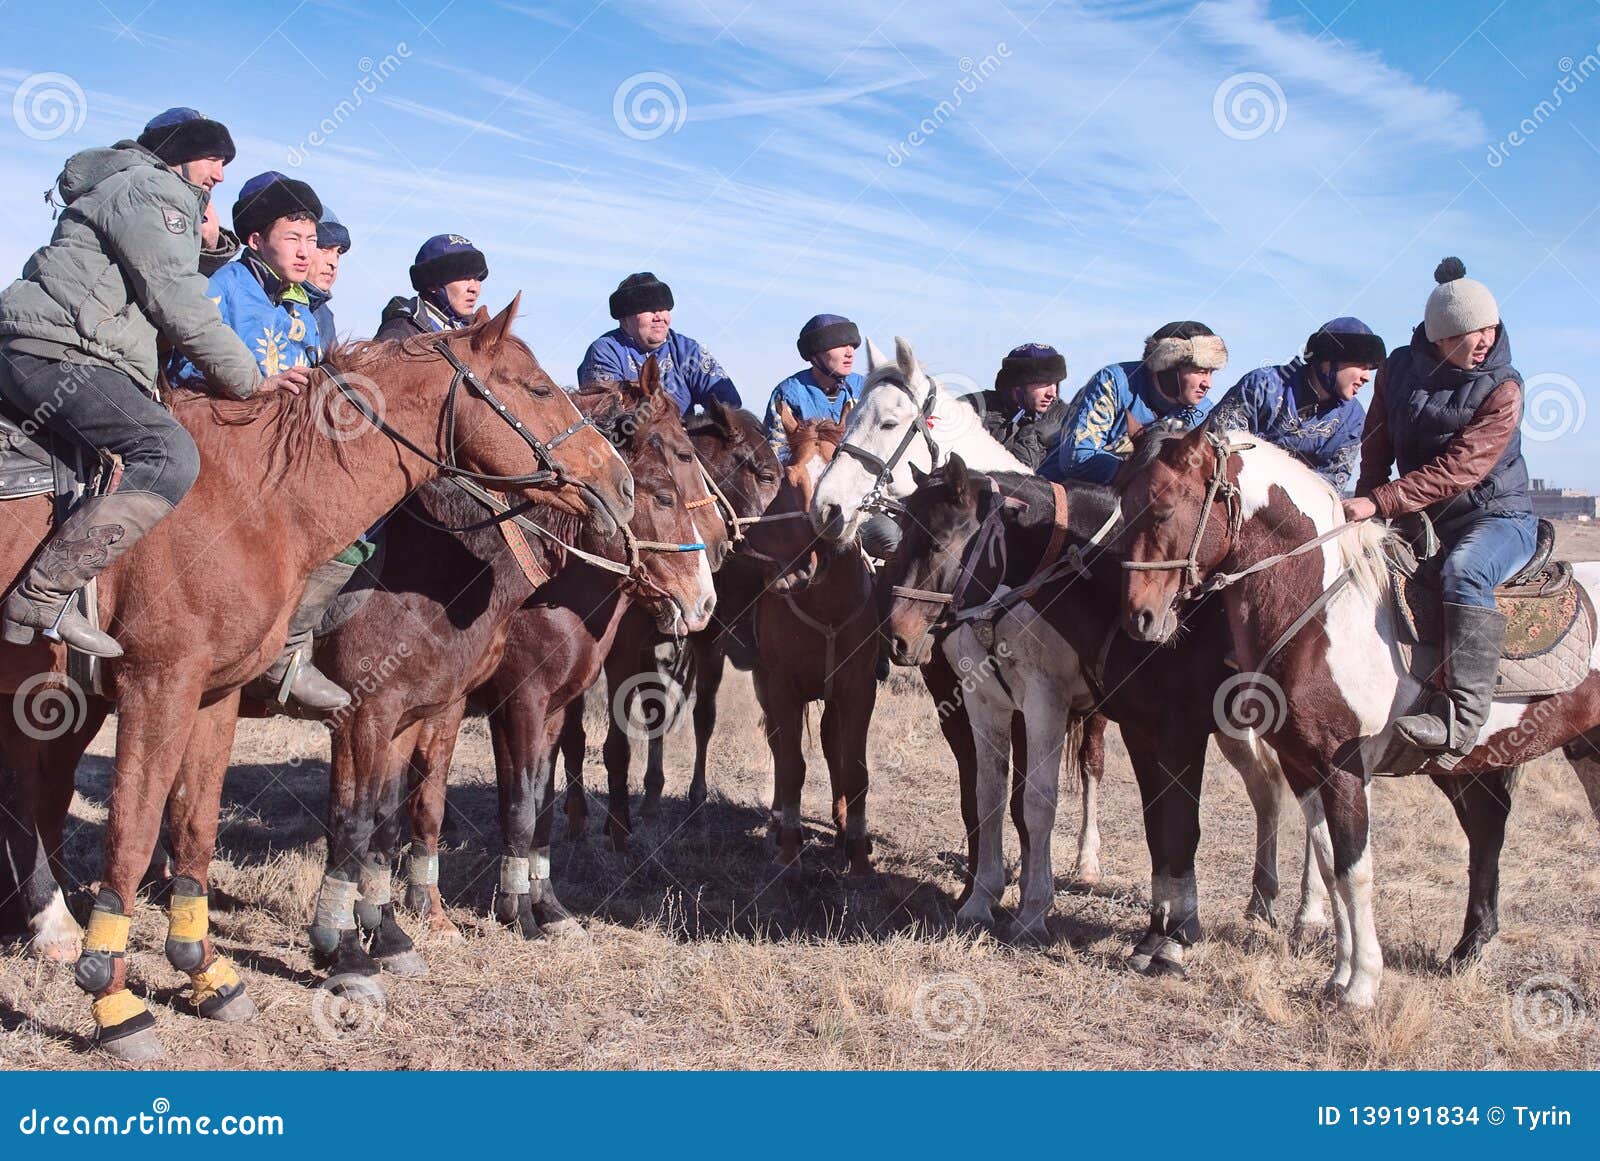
[0,109,307,656]
[579,272,741,413]
[1347,259,1534,758]
[1208,317,1384,491]
[763,314,863,458]
[169,171,352,711]
[306,209,350,350]
[376,233,488,340]
[1043,320,1226,483]
[968,342,1069,471]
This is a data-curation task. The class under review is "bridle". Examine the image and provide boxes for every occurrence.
[835,372,942,519]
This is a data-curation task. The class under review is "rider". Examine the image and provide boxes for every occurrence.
[0,109,305,655]
[1208,317,1385,492]
[1348,258,1534,758]
[376,233,487,340]
[1043,320,1226,483]
[971,342,1069,471]
[170,171,324,386]
[763,313,864,459]
[578,272,741,413]
[306,208,350,350]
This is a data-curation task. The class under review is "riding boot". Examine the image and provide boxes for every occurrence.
[2,491,174,656]
[1394,602,1505,756]
[253,559,357,711]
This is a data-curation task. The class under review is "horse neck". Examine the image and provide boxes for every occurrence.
[930,389,1028,473]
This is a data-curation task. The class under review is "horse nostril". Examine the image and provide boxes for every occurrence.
[620,476,636,505]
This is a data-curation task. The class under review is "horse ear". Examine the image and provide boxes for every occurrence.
[945,452,971,497]
[779,400,799,437]
[1175,424,1210,470]
[471,294,520,355]
[910,462,930,488]
[894,336,918,377]
[639,354,663,396]
[839,398,854,425]
[864,338,888,374]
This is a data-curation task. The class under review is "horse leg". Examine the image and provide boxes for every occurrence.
[1307,768,1381,1007]
[1012,683,1068,944]
[1122,728,1206,976]
[557,698,589,839]
[1073,712,1107,886]
[1432,767,1517,969]
[71,670,208,1060]
[530,712,584,938]
[160,689,258,1026]
[822,685,875,877]
[601,667,637,853]
[954,673,1013,932]
[1009,711,1029,886]
[688,631,726,815]
[922,648,979,903]
[490,690,571,939]
[757,670,806,874]
[1214,730,1284,928]
[402,714,460,939]
[354,718,436,978]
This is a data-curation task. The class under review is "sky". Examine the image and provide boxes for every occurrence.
[1,0,1597,484]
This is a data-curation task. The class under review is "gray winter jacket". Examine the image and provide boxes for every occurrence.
[0,142,260,398]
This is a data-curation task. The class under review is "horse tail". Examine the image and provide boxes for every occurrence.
[1061,713,1086,790]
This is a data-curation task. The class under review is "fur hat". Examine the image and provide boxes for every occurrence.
[137,107,236,167]
[1305,317,1385,366]
[316,207,351,254]
[1424,257,1499,342]
[232,171,321,243]
[797,313,861,360]
[995,342,1067,392]
[410,234,488,291]
[1143,320,1227,373]
[608,272,674,320]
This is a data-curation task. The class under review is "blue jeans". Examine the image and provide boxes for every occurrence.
[1438,511,1538,608]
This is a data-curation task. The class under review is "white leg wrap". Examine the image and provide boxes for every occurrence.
[408,852,440,887]
[313,874,360,930]
[358,865,392,907]
[500,856,532,895]
[532,848,551,881]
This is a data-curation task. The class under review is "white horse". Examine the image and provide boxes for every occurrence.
[1121,427,1600,1005]
[814,336,1324,939]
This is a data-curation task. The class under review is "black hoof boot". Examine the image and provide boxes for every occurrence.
[494,892,543,940]
[364,903,427,978]
[311,926,383,992]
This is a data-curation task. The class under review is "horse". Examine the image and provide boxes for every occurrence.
[556,402,783,851]
[298,359,713,988]
[390,399,777,937]
[747,408,880,873]
[811,337,1309,928]
[0,299,635,1059]
[880,455,1319,955]
[1118,424,1600,1006]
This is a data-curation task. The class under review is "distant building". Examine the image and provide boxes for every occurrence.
[1529,478,1600,521]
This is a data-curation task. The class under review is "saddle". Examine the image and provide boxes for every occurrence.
[1386,516,1594,698]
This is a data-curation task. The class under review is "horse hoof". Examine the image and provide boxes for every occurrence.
[953,908,995,937]
[30,935,82,963]
[640,797,661,822]
[374,950,429,979]
[608,832,630,855]
[99,1027,164,1063]
[541,917,589,942]
[1073,862,1102,888]
[202,987,258,1023]
[1006,921,1051,948]
[323,971,386,1003]
[1143,954,1187,979]
[1291,920,1331,954]
[423,914,465,942]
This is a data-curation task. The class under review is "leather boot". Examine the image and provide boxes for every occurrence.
[1394,602,1505,756]
[253,559,357,711]
[2,491,174,656]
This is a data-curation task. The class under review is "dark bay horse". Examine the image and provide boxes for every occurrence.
[881,455,1313,959]
[0,299,634,1059]
[1119,426,1600,1005]
[558,403,782,850]
[305,363,717,986]
[746,409,879,874]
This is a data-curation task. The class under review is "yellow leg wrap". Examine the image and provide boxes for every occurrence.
[167,893,208,941]
[188,956,241,1008]
[92,990,149,1029]
[84,909,131,954]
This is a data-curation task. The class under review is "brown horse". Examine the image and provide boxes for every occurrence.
[315,369,736,957]
[0,300,634,1058]
[747,408,879,875]
[303,362,718,986]
[558,403,783,850]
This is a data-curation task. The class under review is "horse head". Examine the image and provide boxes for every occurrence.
[686,398,783,569]
[749,407,849,593]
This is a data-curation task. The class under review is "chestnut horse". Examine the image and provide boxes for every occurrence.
[747,409,879,874]
[1120,426,1600,1006]
[303,365,718,986]
[558,403,782,850]
[0,300,634,1059]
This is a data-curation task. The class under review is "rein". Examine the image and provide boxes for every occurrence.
[836,373,940,518]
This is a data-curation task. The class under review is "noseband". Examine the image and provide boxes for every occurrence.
[1120,430,1246,602]
[835,373,942,517]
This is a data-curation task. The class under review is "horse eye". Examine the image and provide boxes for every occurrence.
[676,451,694,463]
[879,420,897,431]
[654,491,675,508]
[526,380,553,398]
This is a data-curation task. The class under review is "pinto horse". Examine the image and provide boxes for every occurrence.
[744,408,880,873]
[880,455,1318,954]
[0,300,635,1059]
[304,364,718,984]
[811,337,1306,927]
[1119,426,1600,1007]
[557,403,783,850]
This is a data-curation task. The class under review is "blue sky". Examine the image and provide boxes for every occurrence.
[2,0,1597,484]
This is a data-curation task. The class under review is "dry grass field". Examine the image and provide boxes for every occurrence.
[3,524,1599,1071]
